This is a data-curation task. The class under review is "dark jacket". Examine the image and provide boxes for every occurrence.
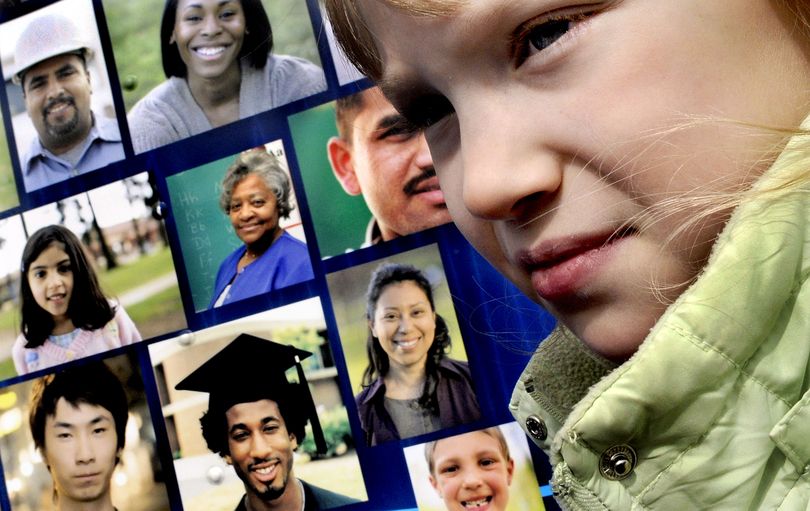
[355,358,481,446]
[234,479,360,510]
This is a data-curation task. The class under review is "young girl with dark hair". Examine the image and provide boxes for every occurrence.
[356,263,480,446]
[12,225,141,374]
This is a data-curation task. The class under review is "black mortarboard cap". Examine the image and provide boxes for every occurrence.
[175,333,326,454]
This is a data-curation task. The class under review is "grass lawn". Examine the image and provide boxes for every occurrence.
[126,286,187,339]
[0,177,18,210]
[0,356,16,381]
[0,306,17,333]
[98,246,176,295]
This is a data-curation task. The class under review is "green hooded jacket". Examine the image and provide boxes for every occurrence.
[511,128,810,510]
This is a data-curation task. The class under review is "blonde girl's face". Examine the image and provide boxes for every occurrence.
[28,242,74,333]
[360,0,810,359]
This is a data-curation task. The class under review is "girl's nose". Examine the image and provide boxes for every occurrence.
[46,273,64,290]
[457,91,562,223]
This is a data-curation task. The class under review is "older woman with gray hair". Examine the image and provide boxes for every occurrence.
[208,150,314,309]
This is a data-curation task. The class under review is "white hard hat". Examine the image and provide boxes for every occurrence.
[13,13,94,85]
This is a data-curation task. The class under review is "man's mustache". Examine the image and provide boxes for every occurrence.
[403,167,440,196]
[43,94,76,116]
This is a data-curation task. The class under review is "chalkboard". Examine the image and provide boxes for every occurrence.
[166,141,305,311]
[289,102,373,257]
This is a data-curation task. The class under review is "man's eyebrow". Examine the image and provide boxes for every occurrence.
[228,423,248,434]
[89,415,112,426]
[56,63,77,74]
[228,416,280,434]
[260,415,280,425]
[52,415,110,429]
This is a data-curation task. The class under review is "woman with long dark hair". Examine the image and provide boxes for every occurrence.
[356,263,480,446]
[128,0,326,152]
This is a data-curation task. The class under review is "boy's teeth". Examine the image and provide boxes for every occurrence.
[464,498,489,508]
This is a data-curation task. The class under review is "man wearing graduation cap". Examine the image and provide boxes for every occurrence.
[177,334,359,511]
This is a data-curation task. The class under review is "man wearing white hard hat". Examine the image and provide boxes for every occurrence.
[13,13,124,192]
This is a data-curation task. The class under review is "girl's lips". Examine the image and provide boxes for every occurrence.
[48,293,67,304]
[519,230,634,301]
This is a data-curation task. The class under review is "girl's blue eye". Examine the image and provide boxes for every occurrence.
[527,19,571,53]
[513,10,595,67]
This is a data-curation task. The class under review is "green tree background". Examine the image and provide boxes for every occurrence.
[0,114,19,210]
[104,0,323,112]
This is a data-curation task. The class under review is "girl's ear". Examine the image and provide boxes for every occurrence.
[170,31,176,45]
[224,454,233,465]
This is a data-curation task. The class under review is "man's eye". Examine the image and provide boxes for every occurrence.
[93,427,108,435]
[377,120,420,141]
[57,68,77,79]
[231,432,248,441]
